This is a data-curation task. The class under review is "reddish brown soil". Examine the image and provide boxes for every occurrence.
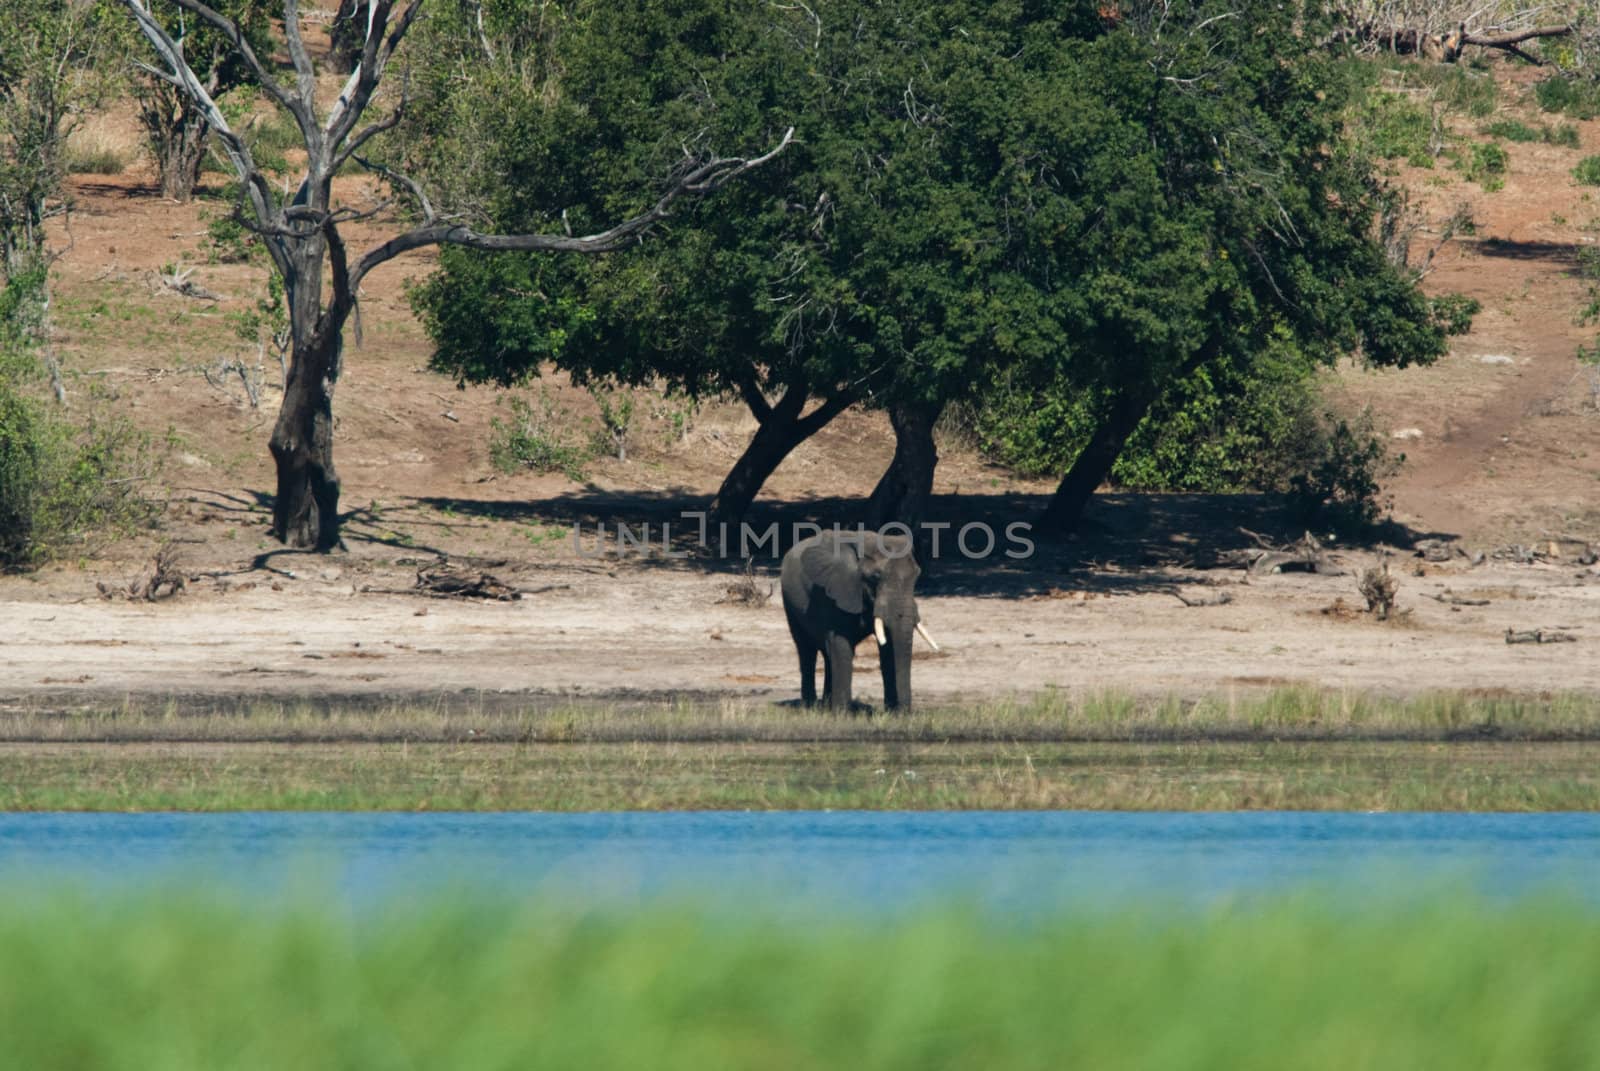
[5,61,1600,711]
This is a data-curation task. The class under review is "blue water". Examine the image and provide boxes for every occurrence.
[0,812,1596,915]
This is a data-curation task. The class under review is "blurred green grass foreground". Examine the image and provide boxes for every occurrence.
[3,896,1597,1069]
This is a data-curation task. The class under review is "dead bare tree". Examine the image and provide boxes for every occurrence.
[1323,2,1585,65]
[121,0,792,550]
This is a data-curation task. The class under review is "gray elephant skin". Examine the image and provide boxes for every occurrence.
[780,530,928,711]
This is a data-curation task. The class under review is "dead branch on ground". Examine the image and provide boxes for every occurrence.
[1505,628,1577,644]
[718,559,774,607]
[1360,562,1399,620]
[96,543,187,601]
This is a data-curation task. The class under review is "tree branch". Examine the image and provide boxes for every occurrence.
[350,127,794,289]
[326,0,422,148]
[141,0,314,136]
[795,389,855,436]
[120,0,290,278]
[281,0,320,130]
[738,374,774,422]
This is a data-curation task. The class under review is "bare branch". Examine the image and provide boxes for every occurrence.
[330,71,409,174]
[326,0,423,149]
[281,0,320,123]
[142,0,314,135]
[350,127,795,288]
[351,154,437,221]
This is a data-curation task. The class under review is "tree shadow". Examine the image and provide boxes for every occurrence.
[407,487,1454,601]
[1472,237,1586,268]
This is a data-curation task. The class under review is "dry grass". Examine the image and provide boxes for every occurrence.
[4,687,1599,744]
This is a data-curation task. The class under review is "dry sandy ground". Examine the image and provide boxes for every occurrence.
[4,540,1598,712]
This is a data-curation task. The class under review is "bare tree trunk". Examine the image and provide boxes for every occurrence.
[269,238,346,550]
[708,380,852,526]
[866,400,943,536]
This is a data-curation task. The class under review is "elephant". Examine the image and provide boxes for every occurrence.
[780,530,938,711]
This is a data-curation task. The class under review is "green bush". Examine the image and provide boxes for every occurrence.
[973,347,1399,534]
[1574,156,1600,187]
[0,378,160,570]
[1281,408,1396,534]
[1482,119,1540,142]
[1536,76,1600,120]
[1351,90,1436,166]
[1457,141,1508,189]
[0,273,160,570]
[488,389,590,479]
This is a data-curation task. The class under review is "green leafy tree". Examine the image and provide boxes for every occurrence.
[414,0,1467,538]
[412,1,1112,527]
[1023,2,1465,533]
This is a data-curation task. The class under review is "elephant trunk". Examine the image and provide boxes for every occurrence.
[878,614,915,711]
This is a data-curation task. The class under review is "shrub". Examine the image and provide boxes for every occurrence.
[488,389,589,479]
[0,273,161,570]
[587,384,636,462]
[1429,66,1498,119]
[65,143,127,175]
[1481,119,1538,143]
[1282,408,1397,535]
[1352,90,1436,166]
[1457,141,1508,189]
[1573,156,1600,187]
[0,377,161,570]
[973,348,1398,535]
[1536,76,1600,120]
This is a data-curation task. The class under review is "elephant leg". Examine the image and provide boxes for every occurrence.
[787,608,819,706]
[796,639,818,707]
[826,634,855,711]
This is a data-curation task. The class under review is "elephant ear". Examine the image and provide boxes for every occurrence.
[802,538,865,615]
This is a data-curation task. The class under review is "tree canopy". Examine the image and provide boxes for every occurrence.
[413,0,1466,534]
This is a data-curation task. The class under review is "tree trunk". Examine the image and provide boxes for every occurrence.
[866,400,943,536]
[140,86,210,203]
[1038,388,1153,535]
[156,111,209,202]
[1040,346,1219,535]
[707,381,852,526]
[269,239,346,550]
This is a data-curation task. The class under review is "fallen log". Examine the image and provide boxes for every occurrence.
[1505,628,1577,645]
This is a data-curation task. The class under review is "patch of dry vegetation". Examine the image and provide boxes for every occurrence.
[3,688,1599,745]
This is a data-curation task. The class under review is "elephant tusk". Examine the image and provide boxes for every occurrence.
[874,617,888,646]
[915,622,940,652]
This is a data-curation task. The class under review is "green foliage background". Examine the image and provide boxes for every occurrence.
[1,894,1599,1070]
